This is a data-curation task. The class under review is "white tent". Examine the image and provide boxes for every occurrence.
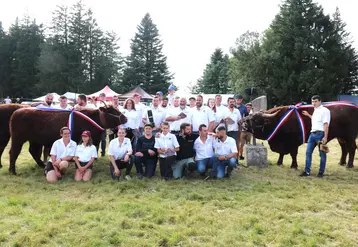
[33,93,62,103]
[63,92,79,100]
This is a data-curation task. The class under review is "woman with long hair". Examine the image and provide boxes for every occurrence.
[121,98,140,150]
[74,130,97,181]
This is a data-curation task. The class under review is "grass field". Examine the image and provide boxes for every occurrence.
[0,140,358,247]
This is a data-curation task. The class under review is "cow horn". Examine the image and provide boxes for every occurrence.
[101,100,108,108]
[261,111,279,118]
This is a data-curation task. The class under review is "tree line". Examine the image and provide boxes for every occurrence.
[193,0,358,105]
[0,1,172,98]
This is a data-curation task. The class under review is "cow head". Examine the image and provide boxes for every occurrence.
[240,110,280,140]
[99,105,127,128]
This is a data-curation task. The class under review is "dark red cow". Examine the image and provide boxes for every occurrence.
[9,105,127,175]
[240,102,358,168]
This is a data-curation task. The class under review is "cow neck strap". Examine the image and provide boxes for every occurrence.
[266,103,306,144]
[36,108,104,136]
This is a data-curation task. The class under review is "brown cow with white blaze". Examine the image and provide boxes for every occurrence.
[240,102,358,168]
[9,105,127,175]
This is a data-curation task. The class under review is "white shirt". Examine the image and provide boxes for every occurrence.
[121,109,140,129]
[214,136,238,156]
[168,93,176,106]
[194,135,214,160]
[154,132,180,158]
[36,104,52,108]
[54,104,73,110]
[135,102,146,128]
[223,107,242,132]
[5,98,11,104]
[142,107,166,129]
[75,144,98,162]
[49,138,77,161]
[191,106,215,132]
[108,137,132,160]
[212,105,227,127]
[311,105,331,132]
[166,106,193,131]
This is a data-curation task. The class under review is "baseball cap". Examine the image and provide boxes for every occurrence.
[156,91,163,96]
[144,123,154,128]
[234,94,243,99]
[81,130,91,137]
[168,84,176,91]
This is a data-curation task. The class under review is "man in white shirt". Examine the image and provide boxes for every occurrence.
[301,95,331,177]
[212,126,238,179]
[4,96,11,104]
[166,97,193,135]
[189,97,196,109]
[54,95,73,110]
[108,128,133,180]
[191,95,215,134]
[45,127,77,182]
[133,93,146,136]
[160,97,170,113]
[74,94,96,110]
[31,93,54,108]
[167,84,176,106]
[142,96,166,135]
[194,124,216,177]
[154,122,180,180]
[223,97,242,145]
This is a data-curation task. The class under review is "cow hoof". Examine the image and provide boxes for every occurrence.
[37,162,46,168]
[338,162,346,166]
[290,165,298,170]
[277,163,283,166]
[346,165,354,169]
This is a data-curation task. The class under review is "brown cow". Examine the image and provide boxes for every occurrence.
[240,102,358,168]
[9,105,127,175]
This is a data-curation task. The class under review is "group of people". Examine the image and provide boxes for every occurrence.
[39,85,254,182]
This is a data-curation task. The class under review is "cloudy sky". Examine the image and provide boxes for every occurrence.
[1,0,357,94]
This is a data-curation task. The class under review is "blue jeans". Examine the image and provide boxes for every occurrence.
[305,132,326,174]
[213,156,237,178]
[196,157,215,174]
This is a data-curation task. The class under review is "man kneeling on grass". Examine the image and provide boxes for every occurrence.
[108,128,133,180]
[45,127,77,182]
[211,126,238,179]
[74,130,97,182]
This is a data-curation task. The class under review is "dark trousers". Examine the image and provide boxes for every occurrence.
[110,160,133,179]
[100,131,106,155]
[135,156,158,177]
[159,156,176,179]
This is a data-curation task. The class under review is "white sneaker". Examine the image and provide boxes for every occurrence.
[125,175,131,180]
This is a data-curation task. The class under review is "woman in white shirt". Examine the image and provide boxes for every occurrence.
[108,128,133,180]
[121,98,140,150]
[74,130,98,181]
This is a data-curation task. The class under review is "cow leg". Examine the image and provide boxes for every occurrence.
[43,146,50,163]
[277,153,284,166]
[346,139,356,168]
[9,139,26,175]
[337,138,347,166]
[29,142,46,168]
[290,149,298,169]
[0,135,11,169]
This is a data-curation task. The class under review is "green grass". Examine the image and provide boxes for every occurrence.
[0,140,358,247]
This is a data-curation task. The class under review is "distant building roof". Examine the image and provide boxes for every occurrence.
[119,86,153,100]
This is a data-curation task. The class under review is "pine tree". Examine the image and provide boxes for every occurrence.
[122,13,173,94]
[0,22,12,97]
[194,48,230,94]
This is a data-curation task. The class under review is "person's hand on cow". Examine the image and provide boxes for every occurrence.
[302,111,311,118]
[135,152,144,157]
[148,149,156,156]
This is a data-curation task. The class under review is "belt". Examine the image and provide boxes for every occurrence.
[312,130,324,134]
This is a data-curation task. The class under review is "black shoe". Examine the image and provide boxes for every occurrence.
[317,172,324,178]
[299,172,310,177]
[137,174,143,180]
[239,156,244,160]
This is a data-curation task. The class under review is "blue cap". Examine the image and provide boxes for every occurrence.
[156,91,163,96]
[168,84,176,91]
